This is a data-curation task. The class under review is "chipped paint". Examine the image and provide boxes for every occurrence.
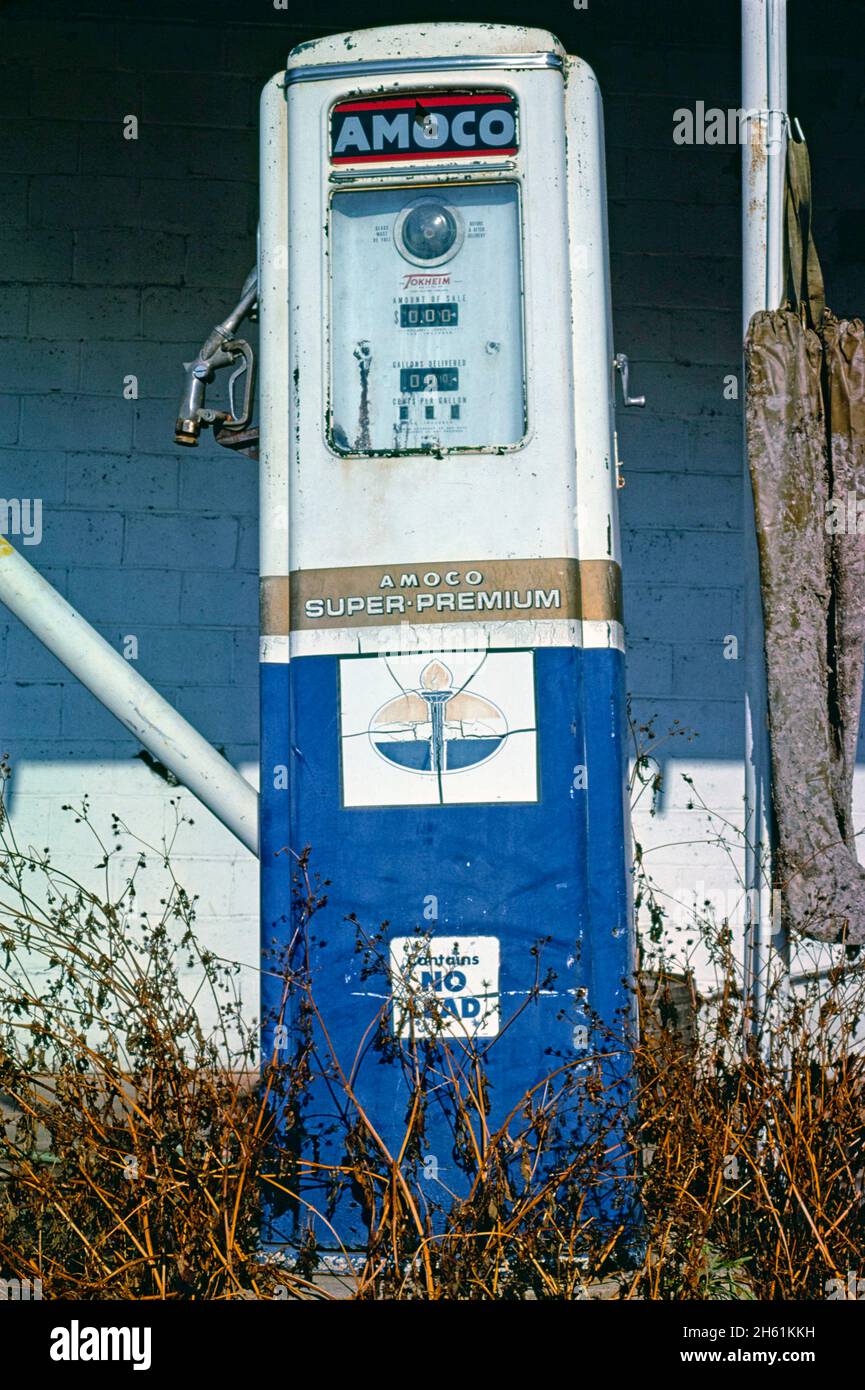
[353,339,372,452]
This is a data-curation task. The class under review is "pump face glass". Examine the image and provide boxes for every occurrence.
[329,182,525,454]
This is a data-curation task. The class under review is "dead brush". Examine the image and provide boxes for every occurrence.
[0,749,863,1299]
[631,958,865,1299]
[0,758,302,1300]
[628,714,865,1300]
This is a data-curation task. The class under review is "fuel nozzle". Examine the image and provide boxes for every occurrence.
[174,362,212,445]
[173,269,258,448]
[175,419,201,446]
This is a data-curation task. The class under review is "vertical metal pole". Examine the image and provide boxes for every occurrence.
[258,77,291,1030]
[259,78,290,633]
[741,0,788,1050]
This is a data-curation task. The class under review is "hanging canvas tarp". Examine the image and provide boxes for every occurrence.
[745,137,865,944]
[825,317,865,847]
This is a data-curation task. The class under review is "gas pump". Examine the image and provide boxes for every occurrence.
[177,22,641,1252]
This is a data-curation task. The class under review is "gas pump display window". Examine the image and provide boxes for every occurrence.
[329,182,526,454]
[394,198,464,267]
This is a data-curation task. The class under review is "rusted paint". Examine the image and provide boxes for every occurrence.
[353,340,372,452]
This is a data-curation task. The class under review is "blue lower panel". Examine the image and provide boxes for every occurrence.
[260,645,633,1249]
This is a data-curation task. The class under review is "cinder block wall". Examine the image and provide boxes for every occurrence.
[1,0,861,1008]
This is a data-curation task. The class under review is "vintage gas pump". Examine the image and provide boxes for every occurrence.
[177,22,640,1251]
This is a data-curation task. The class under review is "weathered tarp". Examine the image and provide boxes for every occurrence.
[825,317,865,849]
[746,138,865,944]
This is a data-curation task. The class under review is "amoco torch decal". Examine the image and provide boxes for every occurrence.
[339,649,538,808]
[369,658,508,777]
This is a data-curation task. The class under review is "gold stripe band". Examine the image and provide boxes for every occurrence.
[261,558,622,636]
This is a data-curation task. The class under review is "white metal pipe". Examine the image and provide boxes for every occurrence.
[259,75,290,600]
[257,76,290,685]
[0,538,258,856]
[741,0,788,1049]
[765,2,787,307]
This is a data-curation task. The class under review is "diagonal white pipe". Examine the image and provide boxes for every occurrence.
[0,537,258,856]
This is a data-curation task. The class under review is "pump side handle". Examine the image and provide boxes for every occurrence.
[174,268,258,448]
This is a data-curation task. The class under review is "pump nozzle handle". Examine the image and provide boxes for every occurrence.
[174,268,258,446]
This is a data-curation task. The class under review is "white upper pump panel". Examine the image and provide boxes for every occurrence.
[329,180,525,454]
[262,23,621,577]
